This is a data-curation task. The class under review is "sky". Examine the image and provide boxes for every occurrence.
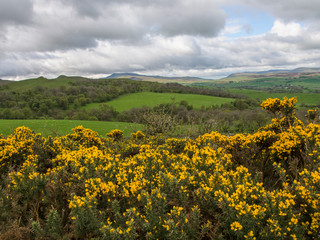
[1,0,320,80]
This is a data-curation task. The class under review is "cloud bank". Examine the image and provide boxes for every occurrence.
[1,0,320,80]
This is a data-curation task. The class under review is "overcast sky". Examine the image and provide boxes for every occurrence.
[1,0,320,80]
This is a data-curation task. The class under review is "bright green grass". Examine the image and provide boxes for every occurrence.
[0,119,142,137]
[228,89,320,106]
[83,92,235,112]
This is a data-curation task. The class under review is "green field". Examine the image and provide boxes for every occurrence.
[0,119,142,137]
[82,92,235,112]
[227,89,320,106]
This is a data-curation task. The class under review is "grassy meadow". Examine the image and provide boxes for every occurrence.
[226,89,320,106]
[81,92,235,112]
[0,119,142,137]
[193,73,320,107]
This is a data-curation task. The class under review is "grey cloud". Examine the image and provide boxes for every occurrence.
[57,0,226,39]
[3,0,320,80]
[142,0,226,37]
[0,0,33,26]
[240,0,320,22]
[67,0,108,19]
[0,0,226,53]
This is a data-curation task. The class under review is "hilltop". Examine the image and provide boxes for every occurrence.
[106,73,211,84]
[105,67,320,84]
[221,67,320,82]
[191,67,320,92]
[0,79,13,85]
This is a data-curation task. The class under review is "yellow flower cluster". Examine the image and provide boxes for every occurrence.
[0,126,39,168]
[261,97,297,114]
[230,221,243,231]
[131,130,145,139]
[107,129,123,140]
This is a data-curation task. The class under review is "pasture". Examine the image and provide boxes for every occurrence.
[0,119,142,137]
[227,89,320,106]
[82,92,235,112]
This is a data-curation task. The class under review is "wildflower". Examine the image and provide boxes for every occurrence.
[230,221,243,231]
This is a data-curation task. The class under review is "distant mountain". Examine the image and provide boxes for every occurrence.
[106,73,211,84]
[227,67,320,78]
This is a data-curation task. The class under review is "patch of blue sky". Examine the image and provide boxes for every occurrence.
[221,5,275,38]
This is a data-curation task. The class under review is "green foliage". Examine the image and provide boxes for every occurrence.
[70,196,102,238]
[142,108,178,135]
[31,210,63,240]
[45,209,63,239]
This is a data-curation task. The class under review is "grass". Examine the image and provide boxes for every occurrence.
[0,119,142,137]
[82,92,235,112]
[290,76,320,89]
[227,89,320,106]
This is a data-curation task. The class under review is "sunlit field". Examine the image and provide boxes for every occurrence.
[0,119,141,137]
[82,92,234,112]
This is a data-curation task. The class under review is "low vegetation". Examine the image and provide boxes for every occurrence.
[1,97,320,239]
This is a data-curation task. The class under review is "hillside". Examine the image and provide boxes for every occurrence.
[0,75,245,134]
[2,75,90,91]
[225,67,320,78]
[106,73,211,84]
[0,79,13,85]
[2,69,320,134]
[192,67,320,92]
[216,67,320,84]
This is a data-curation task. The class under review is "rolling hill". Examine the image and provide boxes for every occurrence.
[219,67,320,83]
[0,79,13,85]
[192,67,320,91]
[106,73,211,83]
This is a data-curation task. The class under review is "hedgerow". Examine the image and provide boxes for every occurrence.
[0,97,320,239]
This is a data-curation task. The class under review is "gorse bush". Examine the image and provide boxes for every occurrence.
[1,97,320,239]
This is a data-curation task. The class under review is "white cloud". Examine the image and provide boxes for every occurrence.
[270,20,302,37]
